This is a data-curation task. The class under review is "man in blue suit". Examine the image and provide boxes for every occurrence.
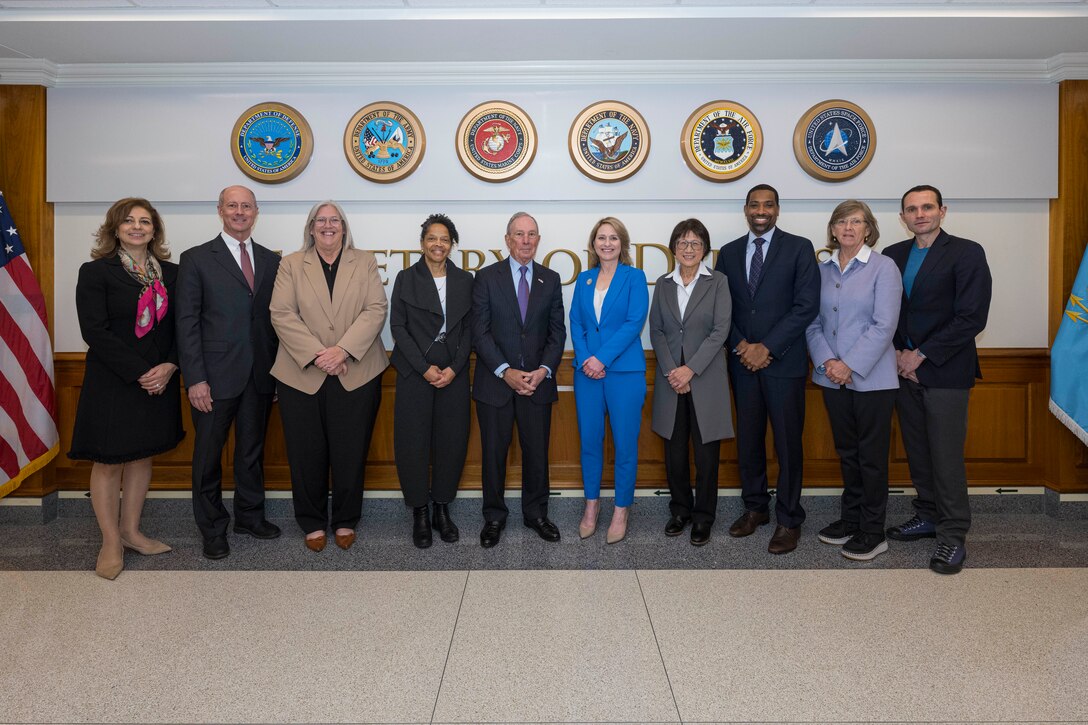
[715,184,820,554]
[472,212,566,548]
[883,185,992,575]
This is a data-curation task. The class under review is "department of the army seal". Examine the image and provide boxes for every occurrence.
[343,102,426,183]
[680,101,763,183]
[455,101,537,183]
[231,102,313,184]
[568,101,650,183]
[793,100,876,182]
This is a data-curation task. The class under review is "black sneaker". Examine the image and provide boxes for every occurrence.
[929,542,966,575]
[817,519,859,545]
[841,531,888,561]
[886,515,936,541]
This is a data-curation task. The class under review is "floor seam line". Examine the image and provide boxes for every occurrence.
[635,569,684,725]
[430,569,471,725]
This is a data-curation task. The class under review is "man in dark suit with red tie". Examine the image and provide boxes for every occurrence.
[472,212,566,548]
[715,184,820,554]
[176,185,281,559]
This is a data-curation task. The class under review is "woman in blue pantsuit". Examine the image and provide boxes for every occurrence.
[570,217,649,544]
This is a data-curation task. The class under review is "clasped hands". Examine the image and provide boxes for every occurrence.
[503,366,547,396]
[822,359,853,386]
[423,365,456,389]
[896,349,923,383]
[139,363,177,397]
[581,355,606,380]
[314,346,349,377]
[735,340,772,372]
[666,364,694,395]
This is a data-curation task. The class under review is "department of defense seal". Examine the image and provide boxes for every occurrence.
[680,101,763,183]
[568,101,650,183]
[793,100,876,182]
[455,101,537,183]
[231,102,313,184]
[343,102,426,183]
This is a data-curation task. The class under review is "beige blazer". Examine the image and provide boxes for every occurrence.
[270,247,389,395]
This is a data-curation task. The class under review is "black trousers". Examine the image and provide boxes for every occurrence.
[822,386,897,534]
[277,375,381,534]
[393,343,470,508]
[664,392,722,525]
[731,372,807,528]
[190,375,273,539]
[896,380,972,546]
[476,395,552,524]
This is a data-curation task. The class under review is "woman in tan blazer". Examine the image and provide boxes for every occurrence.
[270,201,388,552]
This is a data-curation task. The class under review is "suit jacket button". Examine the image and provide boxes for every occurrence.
[329,325,334,330]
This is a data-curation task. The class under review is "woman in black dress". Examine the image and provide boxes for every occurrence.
[68,198,183,580]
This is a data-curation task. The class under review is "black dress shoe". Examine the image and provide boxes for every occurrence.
[413,505,432,549]
[480,521,504,548]
[233,520,282,539]
[690,521,712,546]
[432,502,459,543]
[664,516,690,537]
[203,535,230,560]
[524,517,560,542]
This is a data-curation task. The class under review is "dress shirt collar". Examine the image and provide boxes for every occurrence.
[747,227,776,245]
[826,243,872,272]
[668,263,712,288]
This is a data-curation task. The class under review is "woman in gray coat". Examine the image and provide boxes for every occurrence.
[649,218,733,546]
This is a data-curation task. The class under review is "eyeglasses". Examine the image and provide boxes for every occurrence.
[314,217,342,226]
[222,202,255,212]
[676,240,704,250]
[833,217,867,228]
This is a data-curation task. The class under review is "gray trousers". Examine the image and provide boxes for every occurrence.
[895,379,972,546]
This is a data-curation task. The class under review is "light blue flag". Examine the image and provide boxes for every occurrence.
[1050,243,1088,445]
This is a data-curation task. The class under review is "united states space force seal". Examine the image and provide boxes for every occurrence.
[456,101,537,183]
[568,101,650,183]
[344,102,426,183]
[231,102,313,184]
[793,100,876,182]
[680,101,763,183]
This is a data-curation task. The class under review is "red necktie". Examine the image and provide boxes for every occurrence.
[239,241,255,290]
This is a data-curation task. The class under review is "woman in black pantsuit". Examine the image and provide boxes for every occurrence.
[390,214,473,548]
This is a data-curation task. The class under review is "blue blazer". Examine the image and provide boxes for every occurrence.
[883,229,992,389]
[714,228,820,378]
[569,263,649,373]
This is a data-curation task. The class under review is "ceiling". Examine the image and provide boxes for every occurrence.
[1,1,1087,83]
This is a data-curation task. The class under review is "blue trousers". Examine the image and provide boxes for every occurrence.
[573,370,646,507]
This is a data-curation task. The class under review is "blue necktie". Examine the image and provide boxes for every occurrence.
[748,237,765,297]
[518,265,530,322]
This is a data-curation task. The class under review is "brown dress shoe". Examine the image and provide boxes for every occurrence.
[305,534,327,552]
[768,525,801,555]
[728,510,770,538]
[335,531,356,550]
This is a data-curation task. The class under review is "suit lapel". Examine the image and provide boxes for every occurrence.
[331,248,358,320]
[501,259,524,328]
[750,229,783,297]
[909,231,949,301]
[445,262,471,328]
[731,241,752,302]
[412,261,443,316]
[683,273,711,322]
[659,277,683,326]
[211,235,250,290]
[104,254,141,288]
[250,240,274,293]
[599,265,627,323]
[303,248,336,324]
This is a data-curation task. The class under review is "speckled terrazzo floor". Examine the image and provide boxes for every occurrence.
[2,492,1087,724]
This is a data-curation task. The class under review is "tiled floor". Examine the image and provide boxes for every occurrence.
[2,493,1087,724]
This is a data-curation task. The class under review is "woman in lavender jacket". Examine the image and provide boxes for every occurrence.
[806,199,902,562]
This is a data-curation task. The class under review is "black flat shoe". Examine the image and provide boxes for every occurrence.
[432,502,459,543]
[413,505,432,549]
[664,516,690,537]
[690,521,712,546]
[203,535,230,560]
[233,520,282,539]
[523,517,560,542]
[480,520,504,548]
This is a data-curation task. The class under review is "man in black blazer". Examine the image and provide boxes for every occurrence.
[472,212,566,548]
[883,185,992,575]
[176,185,281,559]
[714,184,820,555]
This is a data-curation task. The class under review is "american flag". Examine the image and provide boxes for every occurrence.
[0,190,58,497]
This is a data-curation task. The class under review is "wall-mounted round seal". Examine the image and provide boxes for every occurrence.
[231,102,313,184]
[793,99,876,182]
[343,102,426,183]
[680,100,763,183]
[455,100,537,183]
[568,101,650,183]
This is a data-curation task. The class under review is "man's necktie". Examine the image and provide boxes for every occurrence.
[518,265,530,322]
[239,241,255,291]
[748,237,765,297]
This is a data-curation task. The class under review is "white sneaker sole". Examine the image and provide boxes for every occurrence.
[841,539,889,561]
[818,532,855,545]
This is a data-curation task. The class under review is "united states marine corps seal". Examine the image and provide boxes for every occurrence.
[455,101,537,183]
[231,102,313,184]
[793,100,876,182]
[568,101,650,183]
[680,101,763,183]
[344,102,426,183]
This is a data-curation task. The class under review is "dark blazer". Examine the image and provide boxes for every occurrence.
[390,257,474,378]
[714,228,820,378]
[883,229,992,389]
[471,258,566,407]
[176,234,279,397]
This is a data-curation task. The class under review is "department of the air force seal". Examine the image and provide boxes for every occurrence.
[231,102,313,184]
[343,102,426,183]
[680,101,763,183]
[568,101,650,183]
[455,101,537,183]
[793,100,876,182]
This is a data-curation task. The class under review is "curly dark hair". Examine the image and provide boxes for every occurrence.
[421,213,459,246]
